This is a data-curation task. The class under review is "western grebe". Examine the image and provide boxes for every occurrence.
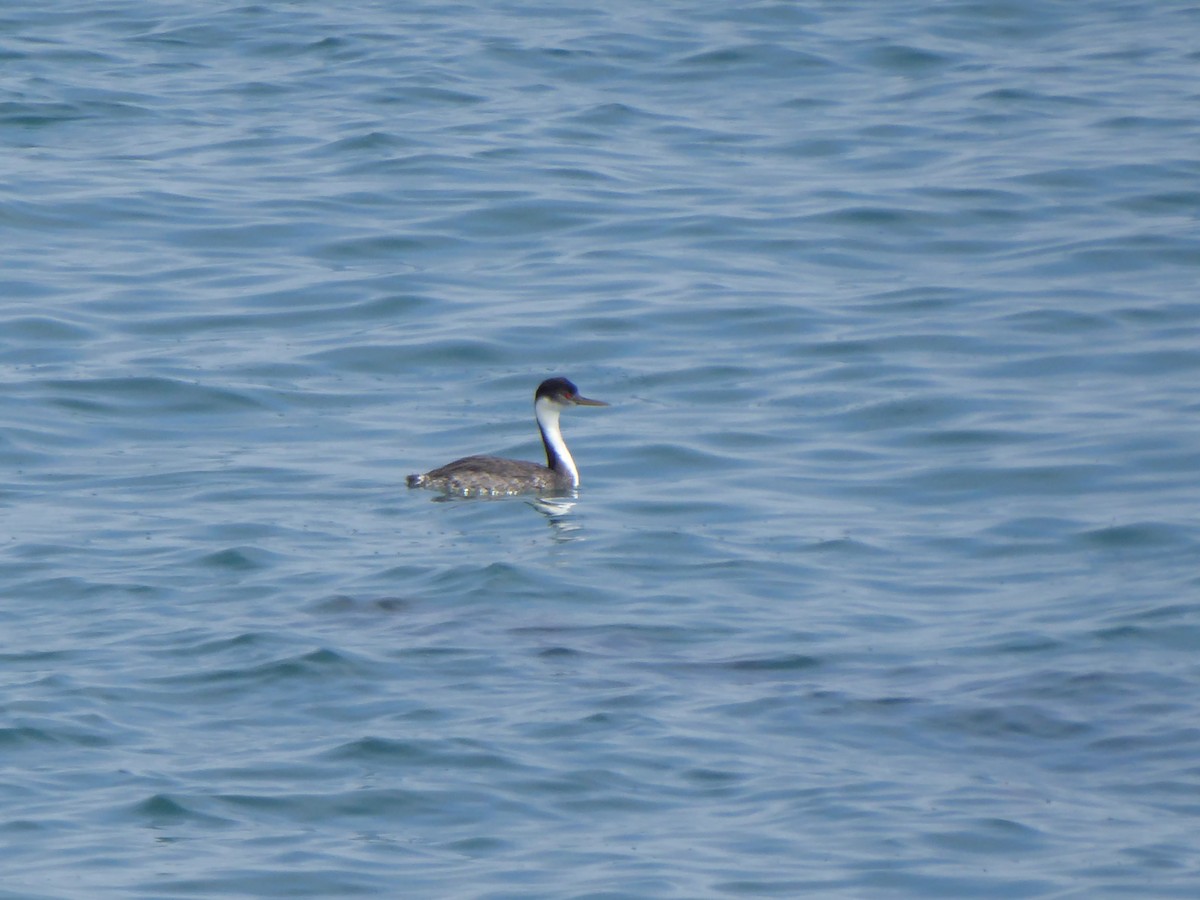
[406,377,608,496]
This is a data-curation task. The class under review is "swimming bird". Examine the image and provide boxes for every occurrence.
[406,377,608,496]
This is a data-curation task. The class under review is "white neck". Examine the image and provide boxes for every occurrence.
[535,396,579,486]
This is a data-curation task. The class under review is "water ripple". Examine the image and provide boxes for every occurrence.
[4,1,1200,897]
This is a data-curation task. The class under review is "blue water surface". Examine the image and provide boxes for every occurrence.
[3,1,1200,897]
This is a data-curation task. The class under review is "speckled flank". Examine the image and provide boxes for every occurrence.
[407,454,568,495]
